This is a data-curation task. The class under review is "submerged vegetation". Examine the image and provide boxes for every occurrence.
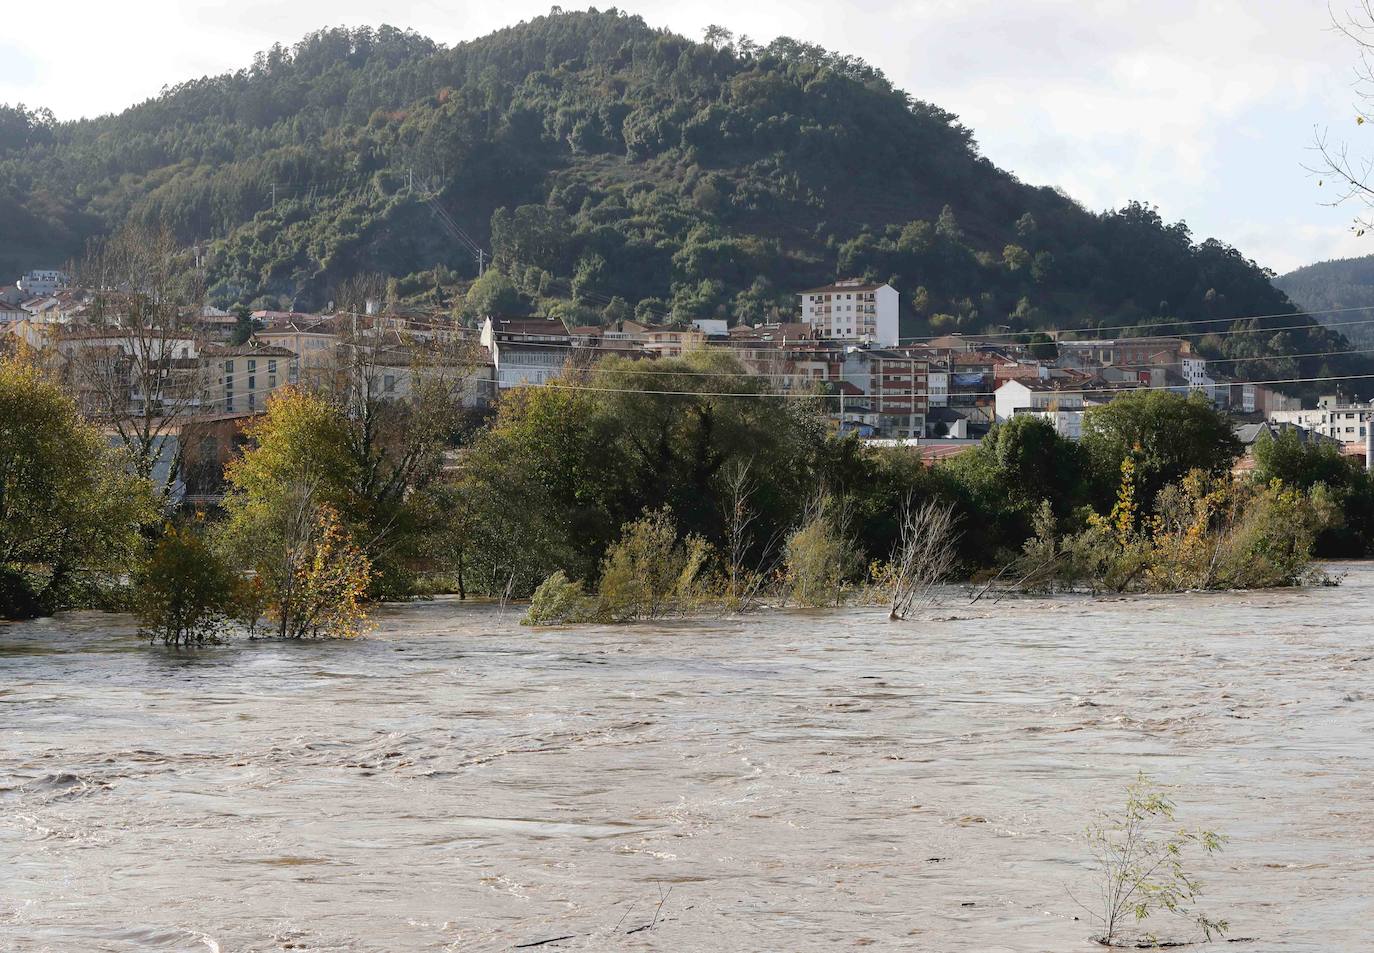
[1083,774,1228,948]
[0,338,1356,629]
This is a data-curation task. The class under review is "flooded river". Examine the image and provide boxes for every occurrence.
[3,567,1373,952]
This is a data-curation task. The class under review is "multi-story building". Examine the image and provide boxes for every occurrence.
[1271,396,1373,441]
[798,279,899,346]
[16,269,68,297]
[842,348,928,438]
[927,367,949,407]
[255,317,337,386]
[480,317,575,389]
[1221,380,1302,416]
[995,379,1089,439]
[1058,337,1190,373]
[1181,354,1213,393]
[203,344,297,414]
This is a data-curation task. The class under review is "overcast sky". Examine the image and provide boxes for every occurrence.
[2,0,1370,273]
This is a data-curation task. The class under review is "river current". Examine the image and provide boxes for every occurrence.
[3,566,1373,952]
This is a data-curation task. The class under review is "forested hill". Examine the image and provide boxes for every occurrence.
[1275,255,1374,349]
[0,8,1360,388]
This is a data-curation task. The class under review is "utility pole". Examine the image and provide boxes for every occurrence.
[271,182,276,208]
[408,168,414,192]
[477,249,486,276]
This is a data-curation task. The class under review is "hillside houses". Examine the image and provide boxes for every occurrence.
[0,261,1349,471]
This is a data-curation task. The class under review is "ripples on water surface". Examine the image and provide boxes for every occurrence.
[3,566,1373,952]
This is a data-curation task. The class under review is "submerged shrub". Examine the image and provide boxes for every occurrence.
[523,570,594,625]
[1212,481,1335,589]
[521,508,712,625]
[596,507,710,621]
[1085,773,1228,947]
[133,524,236,646]
[1011,467,1334,594]
[784,494,860,607]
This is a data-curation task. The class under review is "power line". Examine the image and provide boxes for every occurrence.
[503,369,1374,402]
[896,304,1374,344]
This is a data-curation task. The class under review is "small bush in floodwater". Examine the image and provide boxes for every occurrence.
[597,507,710,621]
[522,508,710,625]
[523,570,593,625]
[134,523,236,646]
[784,494,860,607]
[1081,773,1228,948]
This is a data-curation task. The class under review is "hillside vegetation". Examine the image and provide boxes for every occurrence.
[0,9,1362,389]
[1275,255,1374,351]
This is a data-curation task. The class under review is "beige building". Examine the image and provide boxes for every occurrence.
[255,317,337,386]
[202,344,297,414]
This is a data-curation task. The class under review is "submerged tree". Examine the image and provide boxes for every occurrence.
[0,356,153,618]
[1080,774,1228,948]
[133,523,236,646]
[884,498,960,620]
[218,391,374,637]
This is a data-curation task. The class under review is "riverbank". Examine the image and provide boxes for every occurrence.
[3,565,1371,951]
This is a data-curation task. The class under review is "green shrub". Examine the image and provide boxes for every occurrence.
[523,570,594,625]
[784,495,860,607]
[133,524,236,646]
[596,507,710,621]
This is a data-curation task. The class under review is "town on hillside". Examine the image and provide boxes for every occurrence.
[4,267,1370,504]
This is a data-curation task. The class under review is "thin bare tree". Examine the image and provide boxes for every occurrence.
[717,460,784,613]
[887,497,960,621]
[65,224,206,501]
[1309,2,1374,234]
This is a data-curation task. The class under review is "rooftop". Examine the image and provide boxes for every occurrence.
[800,279,889,295]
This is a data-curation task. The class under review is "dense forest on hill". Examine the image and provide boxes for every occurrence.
[0,8,1365,391]
[1275,255,1374,351]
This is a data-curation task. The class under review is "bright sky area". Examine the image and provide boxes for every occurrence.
[2,0,1370,274]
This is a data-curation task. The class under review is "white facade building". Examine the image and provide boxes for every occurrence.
[480,316,574,389]
[1270,399,1373,441]
[798,279,899,346]
[994,379,1086,424]
[928,369,949,407]
[16,270,68,297]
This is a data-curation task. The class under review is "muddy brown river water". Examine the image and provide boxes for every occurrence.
[3,566,1373,952]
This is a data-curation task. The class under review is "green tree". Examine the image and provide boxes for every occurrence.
[134,523,236,646]
[596,506,711,621]
[0,357,153,618]
[1081,391,1241,510]
[459,269,525,322]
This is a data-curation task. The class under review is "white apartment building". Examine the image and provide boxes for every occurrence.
[1180,355,1218,399]
[1270,398,1373,441]
[798,279,899,346]
[480,316,574,389]
[994,378,1086,423]
[16,270,68,296]
[928,369,949,407]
